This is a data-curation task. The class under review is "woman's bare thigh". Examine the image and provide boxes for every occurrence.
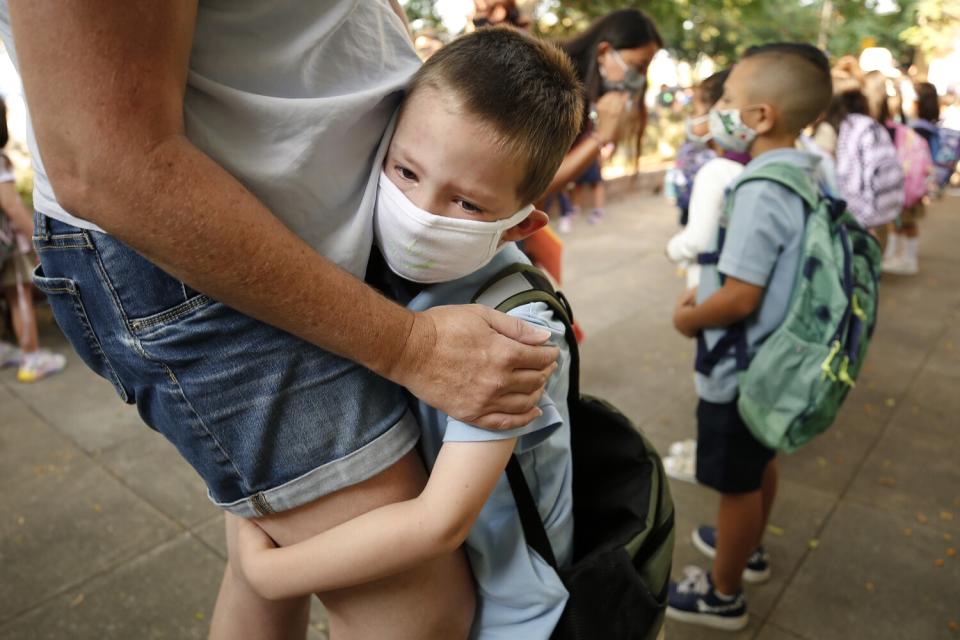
[255,450,475,640]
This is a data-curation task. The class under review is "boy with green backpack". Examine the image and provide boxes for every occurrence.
[667,44,878,631]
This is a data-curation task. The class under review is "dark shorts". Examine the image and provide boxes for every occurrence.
[31,214,418,517]
[695,398,775,494]
[575,160,602,186]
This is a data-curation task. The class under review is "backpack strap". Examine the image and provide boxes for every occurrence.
[694,162,823,376]
[471,262,580,573]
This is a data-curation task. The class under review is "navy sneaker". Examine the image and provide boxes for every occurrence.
[692,525,771,584]
[666,566,748,631]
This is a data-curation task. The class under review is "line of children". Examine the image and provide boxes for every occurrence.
[884,81,941,275]
[667,43,834,631]
[231,27,584,640]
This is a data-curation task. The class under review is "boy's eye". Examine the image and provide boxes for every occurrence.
[395,165,417,181]
[456,199,483,215]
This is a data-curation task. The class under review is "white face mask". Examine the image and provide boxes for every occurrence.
[374,171,533,283]
[685,114,712,145]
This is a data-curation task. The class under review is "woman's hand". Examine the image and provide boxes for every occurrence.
[594,91,631,146]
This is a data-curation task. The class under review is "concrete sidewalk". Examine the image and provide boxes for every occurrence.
[1,191,957,639]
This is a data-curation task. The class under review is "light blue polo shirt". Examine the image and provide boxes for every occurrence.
[695,148,820,403]
[403,244,573,640]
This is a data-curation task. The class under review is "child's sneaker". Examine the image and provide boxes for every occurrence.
[692,525,771,583]
[668,438,697,458]
[663,453,696,484]
[0,340,21,368]
[882,255,918,275]
[587,208,604,225]
[17,350,67,383]
[558,215,573,234]
[666,566,748,631]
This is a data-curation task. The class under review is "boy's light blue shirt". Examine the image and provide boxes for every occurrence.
[695,148,820,403]
[403,243,573,640]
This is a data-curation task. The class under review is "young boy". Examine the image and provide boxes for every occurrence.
[667,44,833,631]
[231,28,584,639]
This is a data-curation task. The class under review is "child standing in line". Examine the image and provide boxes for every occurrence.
[670,79,720,228]
[667,43,833,631]
[663,69,747,484]
[885,82,940,275]
[666,69,748,291]
[231,28,584,640]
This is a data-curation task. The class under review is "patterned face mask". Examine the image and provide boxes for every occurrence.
[708,106,761,154]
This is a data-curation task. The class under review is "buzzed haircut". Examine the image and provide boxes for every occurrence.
[742,43,833,134]
[407,27,584,204]
[697,69,730,108]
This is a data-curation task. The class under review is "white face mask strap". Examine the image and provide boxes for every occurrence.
[611,48,628,71]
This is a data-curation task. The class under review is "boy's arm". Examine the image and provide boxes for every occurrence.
[673,278,763,337]
[673,180,796,338]
[235,437,517,600]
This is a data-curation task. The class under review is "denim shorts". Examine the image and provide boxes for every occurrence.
[31,213,418,517]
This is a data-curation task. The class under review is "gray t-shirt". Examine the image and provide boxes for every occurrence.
[695,148,820,403]
[0,0,420,277]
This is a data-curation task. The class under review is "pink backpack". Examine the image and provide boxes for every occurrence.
[889,120,933,207]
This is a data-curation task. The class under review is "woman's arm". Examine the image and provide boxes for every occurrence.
[235,437,518,600]
[7,0,557,432]
[542,92,632,198]
[0,181,34,237]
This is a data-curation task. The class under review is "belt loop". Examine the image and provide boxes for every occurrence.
[33,211,50,240]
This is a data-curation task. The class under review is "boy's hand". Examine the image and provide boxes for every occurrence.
[673,288,699,338]
[233,515,278,585]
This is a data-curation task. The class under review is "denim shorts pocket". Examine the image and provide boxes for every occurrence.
[31,263,131,402]
[127,293,212,335]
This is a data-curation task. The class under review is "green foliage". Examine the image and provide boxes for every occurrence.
[901,0,960,58]
[403,0,445,30]
[537,0,919,66]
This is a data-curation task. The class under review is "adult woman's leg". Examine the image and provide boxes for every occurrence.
[4,283,38,353]
[209,516,312,640]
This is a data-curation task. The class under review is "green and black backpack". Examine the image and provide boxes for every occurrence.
[473,264,675,640]
[696,161,882,452]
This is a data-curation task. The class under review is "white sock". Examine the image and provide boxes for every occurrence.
[883,233,899,261]
[904,236,919,261]
[714,589,736,601]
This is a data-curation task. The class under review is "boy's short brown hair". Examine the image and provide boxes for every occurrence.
[742,43,832,134]
[407,27,584,205]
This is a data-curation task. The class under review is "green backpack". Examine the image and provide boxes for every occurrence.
[696,162,881,453]
[473,264,675,640]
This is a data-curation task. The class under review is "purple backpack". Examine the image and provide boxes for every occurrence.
[837,114,905,227]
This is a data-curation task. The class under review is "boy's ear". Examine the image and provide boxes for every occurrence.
[750,103,777,136]
[501,210,549,244]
